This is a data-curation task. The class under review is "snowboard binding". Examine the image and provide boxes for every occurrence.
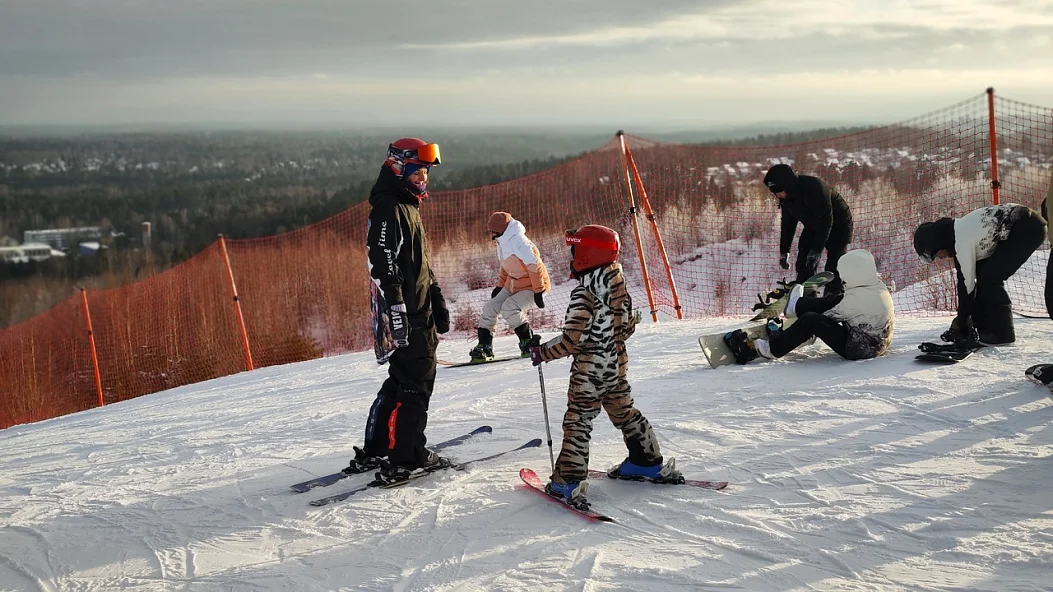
[723,329,759,365]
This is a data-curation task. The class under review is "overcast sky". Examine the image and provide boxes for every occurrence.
[1,0,1051,128]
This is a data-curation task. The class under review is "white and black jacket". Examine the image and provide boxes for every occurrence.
[825,249,895,358]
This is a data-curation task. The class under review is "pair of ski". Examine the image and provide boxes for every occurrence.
[293,426,542,507]
[519,468,729,523]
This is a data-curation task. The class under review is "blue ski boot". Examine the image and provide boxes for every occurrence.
[607,458,685,484]
[544,479,590,509]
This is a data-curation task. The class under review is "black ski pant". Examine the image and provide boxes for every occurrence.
[1046,254,1053,321]
[796,218,854,295]
[965,209,1046,343]
[769,295,849,359]
[363,317,438,468]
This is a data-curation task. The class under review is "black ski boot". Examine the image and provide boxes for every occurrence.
[469,328,495,362]
[514,324,534,358]
[343,446,385,475]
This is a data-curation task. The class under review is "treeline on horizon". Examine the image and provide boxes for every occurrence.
[0,125,867,327]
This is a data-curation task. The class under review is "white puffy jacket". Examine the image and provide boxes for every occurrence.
[825,249,895,358]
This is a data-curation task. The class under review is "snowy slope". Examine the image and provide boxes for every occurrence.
[1,314,1052,591]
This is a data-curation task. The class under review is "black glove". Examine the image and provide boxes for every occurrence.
[527,335,543,366]
[430,284,450,335]
[804,250,821,270]
[491,286,502,299]
[388,303,410,348]
[534,292,545,309]
[779,253,790,270]
[941,315,979,346]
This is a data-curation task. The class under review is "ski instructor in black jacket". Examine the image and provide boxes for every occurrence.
[764,163,854,296]
[346,137,452,485]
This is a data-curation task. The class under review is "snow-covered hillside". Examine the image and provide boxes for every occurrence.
[1,311,1051,591]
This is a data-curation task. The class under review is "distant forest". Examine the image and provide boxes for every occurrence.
[0,126,868,326]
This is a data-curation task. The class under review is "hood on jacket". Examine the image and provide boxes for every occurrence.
[763,164,800,194]
[369,166,423,206]
[837,249,882,289]
[495,219,526,247]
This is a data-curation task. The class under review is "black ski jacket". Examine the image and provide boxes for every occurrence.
[770,170,853,255]
[366,167,438,321]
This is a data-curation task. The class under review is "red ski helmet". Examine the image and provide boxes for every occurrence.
[565,225,620,273]
[385,137,441,178]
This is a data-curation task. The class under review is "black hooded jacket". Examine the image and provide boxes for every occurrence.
[764,165,853,254]
[366,166,439,321]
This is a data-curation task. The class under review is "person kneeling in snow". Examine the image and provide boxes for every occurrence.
[728,248,894,363]
[527,225,680,508]
[469,212,551,362]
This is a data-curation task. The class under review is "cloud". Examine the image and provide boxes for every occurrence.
[0,0,1051,125]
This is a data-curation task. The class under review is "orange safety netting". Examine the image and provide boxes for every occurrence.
[2,91,1051,429]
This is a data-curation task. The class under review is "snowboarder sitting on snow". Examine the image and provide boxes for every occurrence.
[727,248,894,363]
[764,163,854,297]
[469,212,551,362]
[527,225,681,508]
[913,203,1046,346]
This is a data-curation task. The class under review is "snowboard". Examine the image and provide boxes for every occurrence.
[914,342,984,364]
[1025,363,1053,388]
[699,318,796,369]
[370,280,396,365]
[748,271,837,322]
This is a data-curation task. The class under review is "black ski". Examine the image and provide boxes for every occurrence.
[437,356,524,368]
[309,437,543,507]
[289,425,493,493]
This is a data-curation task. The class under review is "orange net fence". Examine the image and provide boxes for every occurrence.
[2,91,1051,429]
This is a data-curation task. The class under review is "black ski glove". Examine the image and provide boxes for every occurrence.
[389,303,410,348]
[534,292,545,309]
[804,250,821,270]
[779,253,790,270]
[430,285,450,335]
[491,286,502,299]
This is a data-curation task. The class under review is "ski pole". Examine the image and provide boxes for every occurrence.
[537,364,556,472]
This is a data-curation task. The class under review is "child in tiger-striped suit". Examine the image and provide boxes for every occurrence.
[527,224,682,506]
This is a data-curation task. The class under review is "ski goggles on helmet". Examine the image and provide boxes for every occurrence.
[389,143,441,165]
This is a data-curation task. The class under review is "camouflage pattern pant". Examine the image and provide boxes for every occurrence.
[550,374,662,484]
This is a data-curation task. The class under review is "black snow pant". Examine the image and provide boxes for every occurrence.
[769,296,850,359]
[966,209,1046,344]
[363,315,438,469]
[796,218,854,296]
[1046,254,1053,321]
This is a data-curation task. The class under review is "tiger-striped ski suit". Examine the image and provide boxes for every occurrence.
[536,262,663,484]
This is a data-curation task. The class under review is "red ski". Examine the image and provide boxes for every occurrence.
[519,468,614,523]
[587,469,729,490]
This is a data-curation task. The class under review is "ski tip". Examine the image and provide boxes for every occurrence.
[525,438,544,447]
[473,425,494,434]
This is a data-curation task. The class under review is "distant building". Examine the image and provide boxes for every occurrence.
[0,243,65,263]
[23,227,102,250]
[79,241,104,257]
